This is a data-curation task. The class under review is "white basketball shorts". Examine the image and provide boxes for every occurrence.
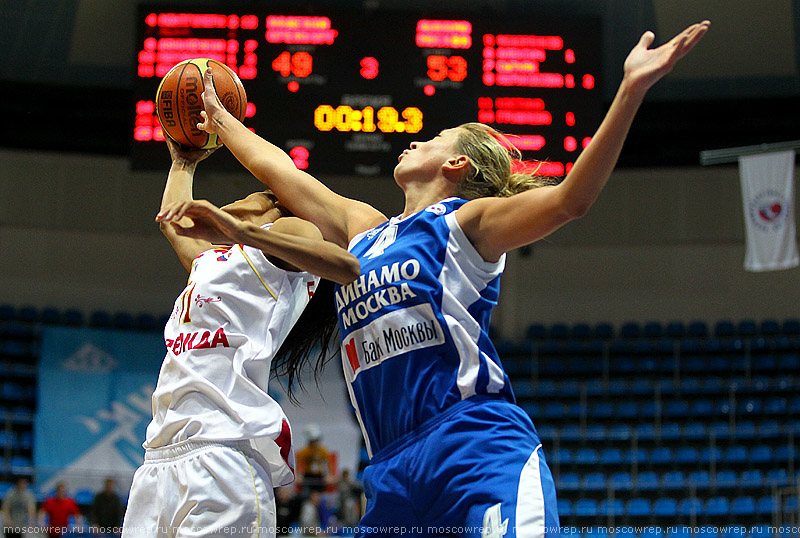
[121,440,277,538]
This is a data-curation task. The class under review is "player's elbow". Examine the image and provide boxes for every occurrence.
[336,254,361,285]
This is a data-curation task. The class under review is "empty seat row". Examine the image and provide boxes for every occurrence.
[550,444,798,467]
[557,467,794,493]
[560,495,796,519]
[525,318,800,341]
[536,420,799,444]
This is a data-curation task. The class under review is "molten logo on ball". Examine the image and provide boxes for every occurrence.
[156,58,248,149]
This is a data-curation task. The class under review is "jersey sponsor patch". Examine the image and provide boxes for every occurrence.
[342,303,444,379]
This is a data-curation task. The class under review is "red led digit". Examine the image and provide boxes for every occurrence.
[272,51,292,76]
[360,57,379,79]
[448,56,467,81]
[292,51,312,77]
[290,146,310,170]
[427,55,448,82]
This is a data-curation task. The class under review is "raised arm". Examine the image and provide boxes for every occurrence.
[197,69,386,246]
[157,200,360,285]
[458,20,711,262]
[157,139,219,271]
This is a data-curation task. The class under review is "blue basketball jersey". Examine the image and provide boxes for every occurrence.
[334,197,515,457]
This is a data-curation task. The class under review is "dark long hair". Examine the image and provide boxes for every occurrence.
[271,279,339,404]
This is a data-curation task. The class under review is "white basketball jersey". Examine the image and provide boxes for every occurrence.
[145,232,318,486]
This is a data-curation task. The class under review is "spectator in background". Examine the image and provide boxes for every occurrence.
[295,424,334,494]
[39,482,82,538]
[335,469,362,527]
[2,476,36,538]
[298,490,332,536]
[275,486,302,536]
[90,478,123,536]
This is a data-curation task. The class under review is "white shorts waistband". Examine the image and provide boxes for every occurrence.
[143,439,244,463]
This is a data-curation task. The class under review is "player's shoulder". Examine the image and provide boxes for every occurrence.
[270,216,323,240]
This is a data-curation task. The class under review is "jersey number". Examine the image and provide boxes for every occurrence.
[363,224,397,259]
[482,503,508,538]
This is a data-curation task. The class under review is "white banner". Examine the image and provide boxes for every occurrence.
[738,150,799,271]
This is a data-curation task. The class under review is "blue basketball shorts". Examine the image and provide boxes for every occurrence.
[357,396,560,537]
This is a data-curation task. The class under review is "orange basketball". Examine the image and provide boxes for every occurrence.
[156,58,247,149]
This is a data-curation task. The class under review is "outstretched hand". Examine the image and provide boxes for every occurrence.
[624,20,710,93]
[165,136,218,165]
[197,68,226,135]
[156,199,243,245]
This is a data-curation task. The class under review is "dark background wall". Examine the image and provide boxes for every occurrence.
[0,0,798,337]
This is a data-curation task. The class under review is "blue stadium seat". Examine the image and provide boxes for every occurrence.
[598,498,624,517]
[607,423,631,441]
[589,401,614,419]
[664,400,690,418]
[782,318,800,335]
[675,446,699,465]
[581,472,606,491]
[599,447,623,466]
[652,498,678,518]
[660,422,681,441]
[649,446,673,466]
[619,321,642,339]
[526,323,547,340]
[625,498,651,517]
[40,307,62,324]
[760,319,781,336]
[574,448,599,465]
[636,471,660,493]
[557,498,572,517]
[678,498,702,518]
[560,424,582,442]
[765,468,789,487]
[62,308,85,325]
[688,470,711,490]
[723,445,748,465]
[643,321,664,338]
[112,311,134,329]
[682,422,707,440]
[665,320,686,338]
[573,498,599,517]
[553,447,573,466]
[715,470,738,490]
[714,320,736,337]
[729,496,756,516]
[89,310,113,327]
[703,496,730,517]
[739,469,764,489]
[699,446,721,465]
[610,471,632,490]
[736,319,758,337]
[571,322,592,339]
[594,322,614,339]
[687,321,709,337]
[661,470,686,491]
[558,472,580,491]
[755,495,776,515]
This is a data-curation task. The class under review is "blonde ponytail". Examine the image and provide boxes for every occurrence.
[454,123,560,200]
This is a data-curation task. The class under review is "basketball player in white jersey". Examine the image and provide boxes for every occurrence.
[120,139,359,538]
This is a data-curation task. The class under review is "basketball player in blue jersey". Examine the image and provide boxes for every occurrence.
[194,21,709,537]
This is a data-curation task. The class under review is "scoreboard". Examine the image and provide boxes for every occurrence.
[131,8,602,177]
